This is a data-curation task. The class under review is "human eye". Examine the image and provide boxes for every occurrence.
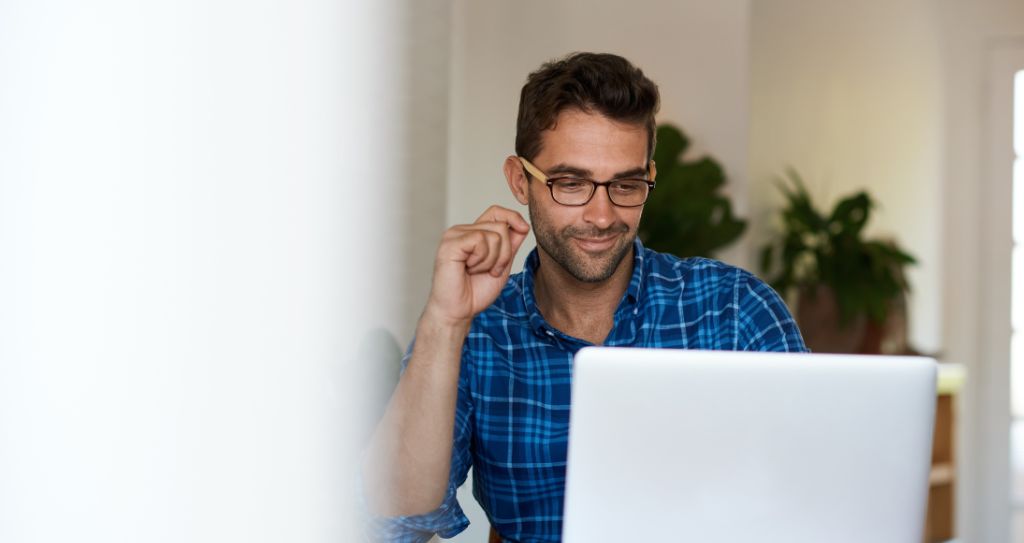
[611,180,645,195]
[553,178,590,192]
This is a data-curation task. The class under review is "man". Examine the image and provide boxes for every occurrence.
[363,52,806,542]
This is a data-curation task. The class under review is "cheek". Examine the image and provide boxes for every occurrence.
[526,182,547,210]
[627,208,644,228]
[529,194,571,226]
[547,207,584,232]
[605,207,642,231]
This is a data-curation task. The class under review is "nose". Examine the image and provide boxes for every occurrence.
[581,185,617,229]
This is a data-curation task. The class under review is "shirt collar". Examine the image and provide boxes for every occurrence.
[519,237,646,334]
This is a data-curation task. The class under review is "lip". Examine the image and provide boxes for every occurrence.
[573,235,619,252]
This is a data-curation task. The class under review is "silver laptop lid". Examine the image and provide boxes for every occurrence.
[562,347,937,543]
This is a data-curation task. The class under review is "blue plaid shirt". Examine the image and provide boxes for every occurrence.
[367,239,806,542]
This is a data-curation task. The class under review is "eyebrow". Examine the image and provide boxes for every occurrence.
[545,163,649,179]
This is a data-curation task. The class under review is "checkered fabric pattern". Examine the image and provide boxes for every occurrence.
[365,239,807,542]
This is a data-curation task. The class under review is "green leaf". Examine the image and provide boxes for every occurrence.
[652,125,689,176]
[758,168,917,325]
[639,123,746,258]
[828,192,872,237]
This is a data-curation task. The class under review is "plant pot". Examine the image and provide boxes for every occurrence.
[795,284,867,354]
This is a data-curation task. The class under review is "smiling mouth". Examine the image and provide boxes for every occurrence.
[573,235,619,252]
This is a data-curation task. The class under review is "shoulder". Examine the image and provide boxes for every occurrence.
[639,246,762,300]
[639,247,805,351]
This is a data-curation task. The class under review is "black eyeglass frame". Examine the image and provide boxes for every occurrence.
[517,156,657,208]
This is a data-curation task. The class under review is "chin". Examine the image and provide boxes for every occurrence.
[564,239,634,283]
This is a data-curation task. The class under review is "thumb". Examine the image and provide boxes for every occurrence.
[509,224,530,255]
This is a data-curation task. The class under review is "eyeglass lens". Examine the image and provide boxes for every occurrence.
[549,178,650,207]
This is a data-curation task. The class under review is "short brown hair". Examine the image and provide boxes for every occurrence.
[515,52,660,161]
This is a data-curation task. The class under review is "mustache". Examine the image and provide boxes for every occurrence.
[563,223,630,238]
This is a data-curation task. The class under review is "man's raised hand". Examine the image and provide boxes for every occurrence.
[425,206,530,327]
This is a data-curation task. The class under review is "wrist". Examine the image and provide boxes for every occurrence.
[419,305,474,337]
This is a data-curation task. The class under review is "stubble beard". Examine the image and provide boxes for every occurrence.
[527,198,636,284]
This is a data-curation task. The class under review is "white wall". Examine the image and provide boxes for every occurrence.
[751,1,1024,541]
[356,0,454,489]
[386,1,454,346]
[749,0,944,355]
[0,1,440,541]
[448,0,754,272]
[936,1,1024,541]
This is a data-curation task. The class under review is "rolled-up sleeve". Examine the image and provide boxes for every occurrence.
[361,341,476,542]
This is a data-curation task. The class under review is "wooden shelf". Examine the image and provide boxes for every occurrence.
[924,368,961,543]
[929,462,955,486]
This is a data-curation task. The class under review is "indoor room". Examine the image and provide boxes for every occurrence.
[3,1,1024,542]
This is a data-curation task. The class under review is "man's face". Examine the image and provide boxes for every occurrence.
[523,109,648,283]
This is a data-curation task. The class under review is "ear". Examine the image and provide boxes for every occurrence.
[503,155,530,205]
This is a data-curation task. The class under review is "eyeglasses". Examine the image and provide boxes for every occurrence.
[517,157,657,207]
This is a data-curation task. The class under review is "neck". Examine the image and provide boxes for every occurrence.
[533,246,634,345]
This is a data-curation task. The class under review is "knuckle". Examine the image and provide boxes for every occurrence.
[476,231,494,247]
[444,224,467,237]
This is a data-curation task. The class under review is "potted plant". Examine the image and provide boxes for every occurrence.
[638,124,746,258]
[758,169,916,353]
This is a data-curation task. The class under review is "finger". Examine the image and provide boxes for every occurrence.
[466,230,502,275]
[455,230,490,270]
[460,221,515,277]
[475,205,530,234]
[440,225,491,267]
[444,209,530,277]
[442,224,507,269]
[488,226,514,277]
[497,255,517,277]
[508,223,530,256]
[467,219,528,275]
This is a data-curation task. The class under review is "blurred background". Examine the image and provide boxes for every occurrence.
[2,0,1023,542]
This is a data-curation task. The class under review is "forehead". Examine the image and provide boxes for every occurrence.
[535,109,648,171]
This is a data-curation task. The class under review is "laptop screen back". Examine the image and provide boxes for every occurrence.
[562,347,936,543]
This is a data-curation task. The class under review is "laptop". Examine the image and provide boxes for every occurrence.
[562,347,937,543]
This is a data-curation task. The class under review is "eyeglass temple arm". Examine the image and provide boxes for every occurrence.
[518,156,658,182]
[517,157,546,181]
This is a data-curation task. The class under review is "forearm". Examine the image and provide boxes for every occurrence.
[363,312,472,517]
[363,205,528,518]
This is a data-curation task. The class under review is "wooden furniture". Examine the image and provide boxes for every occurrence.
[924,363,965,542]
